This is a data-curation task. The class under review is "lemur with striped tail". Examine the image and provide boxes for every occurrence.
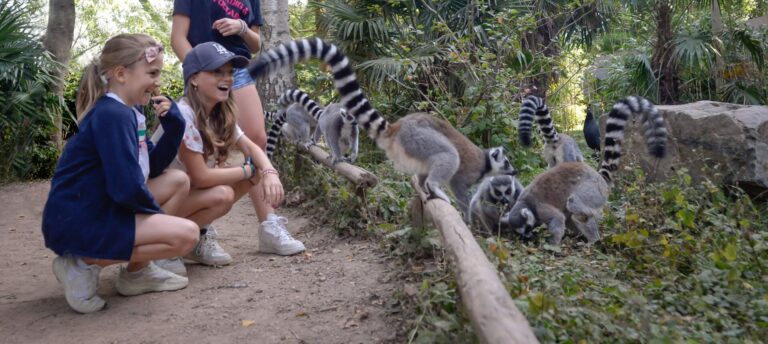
[519,95,583,168]
[503,96,668,245]
[311,103,359,164]
[248,38,516,215]
[468,175,524,234]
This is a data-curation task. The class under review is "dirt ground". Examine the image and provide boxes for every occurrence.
[0,181,407,344]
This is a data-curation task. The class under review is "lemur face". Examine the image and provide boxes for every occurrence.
[505,207,535,240]
[488,147,516,176]
[489,175,516,205]
[340,109,356,124]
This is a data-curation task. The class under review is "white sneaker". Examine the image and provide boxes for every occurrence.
[259,214,306,256]
[153,257,187,276]
[52,255,106,313]
[185,226,233,266]
[115,262,189,296]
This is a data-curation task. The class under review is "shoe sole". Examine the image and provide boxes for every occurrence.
[183,255,233,267]
[258,244,306,256]
[116,277,189,297]
[52,258,106,313]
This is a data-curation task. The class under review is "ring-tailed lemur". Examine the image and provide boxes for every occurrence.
[468,175,524,234]
[265,89,324,159]
[247,38,517,215]
[583,107,601,152]
[312,102,359,164]
[503,96,668,245]
[519,95,583,168]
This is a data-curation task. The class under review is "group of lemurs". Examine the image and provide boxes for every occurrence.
[250,38,669,246]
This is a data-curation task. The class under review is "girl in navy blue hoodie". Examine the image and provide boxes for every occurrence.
[42,34,199,313]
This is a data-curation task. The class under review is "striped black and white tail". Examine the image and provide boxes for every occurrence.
[264,110,280,123]
[278,89,325,122]
[248,38,389,141]
[598,96,668,182]
[265,110,286,160]
[518,95,558,147]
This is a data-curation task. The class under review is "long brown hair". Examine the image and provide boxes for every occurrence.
[184,86,239,166]
[76,34,160,121]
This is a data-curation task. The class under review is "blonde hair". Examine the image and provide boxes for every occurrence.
[76,33,160,121]
[185,86,239,166]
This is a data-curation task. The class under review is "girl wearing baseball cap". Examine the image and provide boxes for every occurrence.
[152,42,306,275]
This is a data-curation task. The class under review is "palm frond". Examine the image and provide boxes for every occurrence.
[733,29,765,71]
[672,32,719,70]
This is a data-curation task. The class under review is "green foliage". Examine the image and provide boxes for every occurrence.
[0,0,69,181]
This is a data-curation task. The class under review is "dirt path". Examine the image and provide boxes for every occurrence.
[0,181,405,343]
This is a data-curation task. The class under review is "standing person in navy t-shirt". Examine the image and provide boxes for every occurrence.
[170,1,304,261]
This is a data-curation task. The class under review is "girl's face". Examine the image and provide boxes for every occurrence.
[120,55,164,106]
[189,63,234,109]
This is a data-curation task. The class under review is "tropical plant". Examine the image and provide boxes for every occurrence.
[0,0,69,181]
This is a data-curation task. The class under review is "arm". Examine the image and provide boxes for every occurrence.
[171,14,193,61]
[92,105,162,213]
[178,144,253,189]
[148,99,185,178]
[236,134,284,206]
[242,25,261,54]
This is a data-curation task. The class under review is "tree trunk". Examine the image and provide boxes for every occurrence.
[521,15,559,98]
[652,0,680,104]
[711,0,724,99]
[42,0,76,150]
[256,0,294,108]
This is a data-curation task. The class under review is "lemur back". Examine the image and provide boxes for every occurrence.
[312,102,359,164]
[469,175,524,234]
[504,96,668,245]
[248,38,516,215]
[519,95,583,168]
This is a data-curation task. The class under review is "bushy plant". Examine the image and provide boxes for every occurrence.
[0,0,69,181]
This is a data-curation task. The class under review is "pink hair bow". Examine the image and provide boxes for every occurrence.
[145,44,164,63]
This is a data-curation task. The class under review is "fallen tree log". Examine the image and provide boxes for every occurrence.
[410,175,539,344]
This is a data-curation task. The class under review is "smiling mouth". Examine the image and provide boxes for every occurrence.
[217,84,230,92]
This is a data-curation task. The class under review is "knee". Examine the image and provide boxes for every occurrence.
[167,169,191,192]
[178,219,199,253]
[212,185,235,205]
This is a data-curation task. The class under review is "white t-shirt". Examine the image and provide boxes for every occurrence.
[105,92,150,182]
[151,98,245,170]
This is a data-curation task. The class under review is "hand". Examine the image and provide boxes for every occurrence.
[151,96,172,117]
[260,173,284,207]
[212,18,245,37]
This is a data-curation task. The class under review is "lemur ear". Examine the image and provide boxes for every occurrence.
[521,208,535,225]
[491,148,499,160]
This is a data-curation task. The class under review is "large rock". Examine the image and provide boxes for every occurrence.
[601,101,768,199]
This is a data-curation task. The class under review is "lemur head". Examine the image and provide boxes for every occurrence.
[487,147,516,176]
[340,108,357,124]
[488,175,517,206]
[505,206,536,240]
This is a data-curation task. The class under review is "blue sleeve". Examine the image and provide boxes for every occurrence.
[249,0,264,26]
[173,0,191,16]
[91,105,163,214]
[148,102,186,178]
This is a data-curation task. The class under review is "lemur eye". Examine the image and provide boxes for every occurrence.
[505,189,512,195]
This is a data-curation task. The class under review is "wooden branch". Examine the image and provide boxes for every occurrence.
[410,176,539,344]
[296,144,378,189]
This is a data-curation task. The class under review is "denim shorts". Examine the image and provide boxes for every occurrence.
[232,67,255,90]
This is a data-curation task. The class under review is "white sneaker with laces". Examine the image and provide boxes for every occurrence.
[153,256,187,276]
[185,226,233,266]
[115,261,188,296]
[52,255,106,313]
[259,213,306,256]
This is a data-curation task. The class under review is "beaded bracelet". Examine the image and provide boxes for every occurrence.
[261,168,279,176]
[237,19,248,37]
